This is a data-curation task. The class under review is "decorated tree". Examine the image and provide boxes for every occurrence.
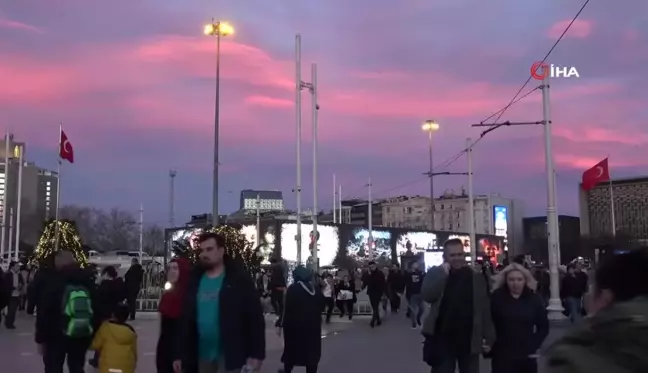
[32,219,88,267]
[173,225,261,275]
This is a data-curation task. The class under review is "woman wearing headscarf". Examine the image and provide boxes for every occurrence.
[490,263,549,373]
[156,258,191,373]
[278,266,322,373]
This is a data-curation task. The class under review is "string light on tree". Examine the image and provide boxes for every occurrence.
[32,219,88,267]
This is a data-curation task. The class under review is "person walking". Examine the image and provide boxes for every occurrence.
[173,232,265,373]
[561,263,588,324]
[321,273,335,323]
[545,248,648,373]
[421,238,495,373]
[363,261,387,328]
[490,263,549,373]
[90,265,126,368]
[405,260,425,329]
[336,274,355,320]
[124,258,144,320]
[278,266,322,373]
[90,303,138,373]
[36,251,96,373]
[387,263,405,314]
[4,261,24,329]
[157,257,191,373]
[269,257,287,326]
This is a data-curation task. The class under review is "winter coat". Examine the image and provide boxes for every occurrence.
[544,296,648,373]
[280,281,323,366]
[91,320,138,373]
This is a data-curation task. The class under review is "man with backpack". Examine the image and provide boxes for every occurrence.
[35,250,96,373]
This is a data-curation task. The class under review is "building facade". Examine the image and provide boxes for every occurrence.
[335,199,383,227]
[523,215,581,264]
[380,190,525,255]
[239,190,284,211]
[579,176,648,240]
[0,136,59,254]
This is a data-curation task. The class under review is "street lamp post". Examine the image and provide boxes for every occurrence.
[422,120,440,230]
[204,20,234,227]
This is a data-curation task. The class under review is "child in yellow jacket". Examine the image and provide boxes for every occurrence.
[90,303,138,373]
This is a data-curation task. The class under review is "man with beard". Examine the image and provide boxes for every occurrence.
[174,232,265,373]
[421,238,495,373]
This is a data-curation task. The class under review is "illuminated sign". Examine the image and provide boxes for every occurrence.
[493,206,508,239]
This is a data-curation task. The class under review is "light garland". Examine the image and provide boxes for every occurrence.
[32,219,88,267]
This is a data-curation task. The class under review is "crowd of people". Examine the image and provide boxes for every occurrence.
[0,233,647,373]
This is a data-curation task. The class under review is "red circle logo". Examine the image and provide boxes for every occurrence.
[530,61,549,80]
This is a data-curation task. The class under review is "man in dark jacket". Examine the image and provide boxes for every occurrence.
[4,261,24,329]
[405,260,425,328]
[174,232,265,373]
[561,263,588,323]
[387,263,405,313]
[124,258,144,320]
[363,261,386,328]
[421,238,495,373]
[268,257,287,326]
[36,251,96,373]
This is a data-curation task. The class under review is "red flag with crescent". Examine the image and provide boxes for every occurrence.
[59,129,74,163]
[582,158,610,191]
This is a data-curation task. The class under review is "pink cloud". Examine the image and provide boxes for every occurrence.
[547,19,593,39]
[0,17,43,33]
[244,95,292,108]
[555,127,648,146]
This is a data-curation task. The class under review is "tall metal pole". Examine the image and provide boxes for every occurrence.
[0,130,10,259]
[338,184,342,223]
[332,174,337,224]
[14,144,23,261]
[295,34,303,264]
[428,131,435,230]
[256,194,261,249]
[169,169,176,227]
[54,124,62,252]
[467,138,476,265]
[541,70,565,319]
[211,23,222,227]
[7,208,13,260]
[138,203,144,262]
[367,178,373,259]
[311,63,319,272]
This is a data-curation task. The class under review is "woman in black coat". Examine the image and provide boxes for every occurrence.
[490,263,550,373]
[278,266,322,373]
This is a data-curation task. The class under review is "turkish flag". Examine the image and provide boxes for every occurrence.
[582,158,610,191]
[59,130,74,163]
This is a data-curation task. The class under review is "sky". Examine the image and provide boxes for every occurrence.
[2,0,647,226]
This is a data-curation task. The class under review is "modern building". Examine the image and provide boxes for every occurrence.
[380,189,525,255]
[522,215,581,264]
[579,176,648,240]
[0,136,59,252]
[239,190,284,212]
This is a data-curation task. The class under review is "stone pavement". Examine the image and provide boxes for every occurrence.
[0,311,570,372]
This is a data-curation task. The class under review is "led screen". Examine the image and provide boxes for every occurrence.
[494,206,508,239]
[169,225,275,264]
[424,252,443,270]
[280,223,339,266]
[396,232,437,256]
[346,228,391,261]
[479,237,502,264]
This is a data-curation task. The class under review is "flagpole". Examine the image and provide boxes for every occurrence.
[54,123,62,252]
[609,179,616,237]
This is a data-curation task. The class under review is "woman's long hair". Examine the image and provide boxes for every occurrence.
[158,258,191,318]
[491,262,537,292]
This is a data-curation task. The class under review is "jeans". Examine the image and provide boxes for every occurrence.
[43,337,90,373]
[566,297,582,324]
[408,294,424,327]
[369,296,382,326]
[323,297,334,322]
[5,296,20,327]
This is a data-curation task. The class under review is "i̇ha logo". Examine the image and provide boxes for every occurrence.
[530,61,580,80]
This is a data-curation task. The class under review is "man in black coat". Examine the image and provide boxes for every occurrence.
[268,257,287,326]
[173,232,265,373]
[363,261,387,328]
[124,258,144,320]
[4,261,24,329]
[35,251,96,373]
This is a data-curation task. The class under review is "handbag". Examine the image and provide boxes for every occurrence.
[422,334,446,368]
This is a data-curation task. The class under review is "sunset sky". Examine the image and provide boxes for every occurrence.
[2,0,646,226]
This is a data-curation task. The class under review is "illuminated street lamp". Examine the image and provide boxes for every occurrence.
[422,120,440,230]
[203,20,234,226]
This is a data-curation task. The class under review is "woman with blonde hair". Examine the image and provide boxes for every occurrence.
[489,263,549,373]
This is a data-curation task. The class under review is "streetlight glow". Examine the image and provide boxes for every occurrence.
[422,120,440,132]
[203,21,235,36]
